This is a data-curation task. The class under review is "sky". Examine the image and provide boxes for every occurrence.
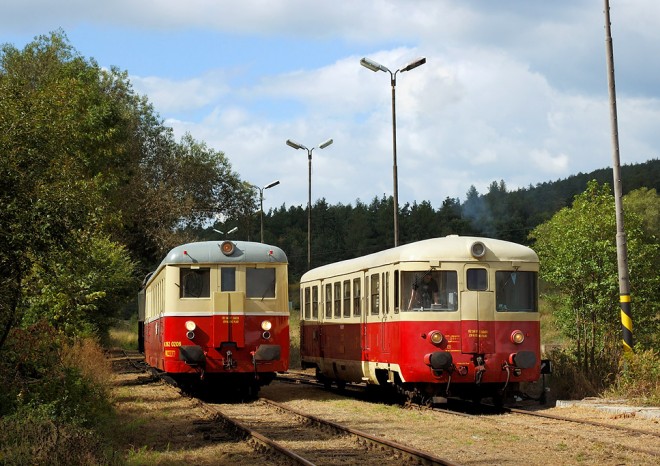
[2,0,659,212]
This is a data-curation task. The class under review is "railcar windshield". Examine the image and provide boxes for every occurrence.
[180,268,211,298]
[495,271,538,312]
[402,270,458,311]
[246,267,276,299]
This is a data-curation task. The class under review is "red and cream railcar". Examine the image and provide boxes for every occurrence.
[300,236,544,403]
[138,240,289,394]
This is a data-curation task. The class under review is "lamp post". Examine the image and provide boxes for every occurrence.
[360,56,426,247]
[286,138,333,269]
[255,180,280,243]
[213,226,238,238]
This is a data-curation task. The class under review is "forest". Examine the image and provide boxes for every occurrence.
[205,158,660,282]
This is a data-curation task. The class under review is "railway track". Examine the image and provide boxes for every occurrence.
[277,370,660,460]
[206,397,459,465]
[110,353,659,464]
[280,370,660,441]
[111,351,458,465]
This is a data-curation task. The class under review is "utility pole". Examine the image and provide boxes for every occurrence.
[603,0,633,352]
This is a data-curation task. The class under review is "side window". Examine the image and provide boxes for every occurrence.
[180,268,210,298]
[334,282,341,318]
[312,286,319,319]
[343,280,351,317]
[370,274,380,315]
[394,270,399,314]
[325,284,332,318]
[221,267,236,291]
[467,268,488,291]
[246,268,276,298]
[384,272,390,314]
[304,287,311,319]
[353,278,361,316]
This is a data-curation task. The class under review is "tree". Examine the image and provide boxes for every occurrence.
[0,31,137,343]
[530,181,659,388]
[1,31,252,344]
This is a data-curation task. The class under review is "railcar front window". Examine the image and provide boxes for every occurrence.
[180,268,211,298]
[221,267,236,291]
[246,268,276,298]
[402,270,458,311]
[467,268,488,291]
[496,271,538,312]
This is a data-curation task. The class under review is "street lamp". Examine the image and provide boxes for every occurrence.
[255,180,280,243]
[360,56,426,247]
[213,226,238,238]
[286,138,333,269]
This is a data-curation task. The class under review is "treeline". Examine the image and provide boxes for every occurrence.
[209,159,660,281]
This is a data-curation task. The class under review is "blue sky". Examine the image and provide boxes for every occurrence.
[2,0,659,211]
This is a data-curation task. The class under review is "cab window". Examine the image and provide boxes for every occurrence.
[402,271,458,311]
[467,268,488,291]
[496,271,538,312]
[221,267,236,291]
[246,267,275,298]
[180,268,210,298]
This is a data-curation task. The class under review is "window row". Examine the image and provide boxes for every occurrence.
[179,266,276,299]
[301,269,537,320]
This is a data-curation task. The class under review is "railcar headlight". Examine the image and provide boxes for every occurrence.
[220,240,235,256]
[470,241,487,258]
[429,330,444,345]
[261,320,272,331]
[510,330,525,344]
[185,320,197,331]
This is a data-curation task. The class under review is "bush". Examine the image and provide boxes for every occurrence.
[605,346,660,406]
[0,410,114,466]
[0,323,118,464]
[545,347,600,400]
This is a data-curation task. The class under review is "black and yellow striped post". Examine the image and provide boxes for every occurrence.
[604,0,633,353]
[620,294,633,352]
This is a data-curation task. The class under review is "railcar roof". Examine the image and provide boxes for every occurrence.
[162,240,287,266]
[144,241,287,287]
[301,236,538,282]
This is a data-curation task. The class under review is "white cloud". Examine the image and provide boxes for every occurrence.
[2,0,659,210]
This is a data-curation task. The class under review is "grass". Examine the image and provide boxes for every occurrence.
[289,307,301,369]
[106,316,139,350]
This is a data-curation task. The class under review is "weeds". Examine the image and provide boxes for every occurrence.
[0,323,119,464]
[604,346,660,406]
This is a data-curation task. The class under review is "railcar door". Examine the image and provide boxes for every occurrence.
[380,271,392,356]
[359,273,373,376]
[460,266,495,354]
